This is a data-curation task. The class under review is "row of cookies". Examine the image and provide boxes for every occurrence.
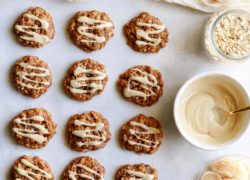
[12,154,250,179]
[14,7,169,53]
[11,155,158,179]
[12,56,164,106]
[11,108,163,154]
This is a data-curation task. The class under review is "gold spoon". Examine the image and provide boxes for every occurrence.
[226,106,250,120]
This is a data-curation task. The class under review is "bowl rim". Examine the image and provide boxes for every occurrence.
[173,71,250,150]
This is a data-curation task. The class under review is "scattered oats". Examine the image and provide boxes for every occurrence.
[214,13,250,58]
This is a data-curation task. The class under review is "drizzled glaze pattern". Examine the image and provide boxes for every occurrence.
[12,56,52,98]
[136,22,165,46]
[64,59,108,102]
[118,65,163,106]
[116,163,158,180]
[68,10,114,52]
[77,15,113,43]
[126,170,155,180]
[69,67,107,95]
[15,14,50,45]
[17,62,51,90]
[67,111,111,152]
[127,121,161,150]
[124,12,168,53]
[120,114,163,154]
[124,68,160,99]
[12,115,49,144]
[12,156,53,180]
[63,156,105,180]
[13,7,55,48]
[11,108,56,149]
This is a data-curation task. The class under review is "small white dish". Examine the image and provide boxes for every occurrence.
[198,155,250,180]
[174,72,250,150]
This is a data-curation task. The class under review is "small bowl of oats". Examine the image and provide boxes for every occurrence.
[204,9,250,64]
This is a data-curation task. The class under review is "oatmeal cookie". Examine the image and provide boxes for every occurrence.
[117,65,164,106]
[116,163,158,180]
[10,108,56,149]
[124,12,168,53]
[67,10,114,52]
[11,155,54,180]
[120,114,163,154]
[13,7,55,48]
[64,59,108,102]
[62,156,105,180]
[11,55,52,98]
[66,111,111,152]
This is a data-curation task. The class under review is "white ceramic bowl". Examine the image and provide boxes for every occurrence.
[174,72,250,150]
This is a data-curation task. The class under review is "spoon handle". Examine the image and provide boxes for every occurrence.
[232,106,250,114]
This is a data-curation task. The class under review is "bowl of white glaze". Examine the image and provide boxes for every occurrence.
[174,72,250,150]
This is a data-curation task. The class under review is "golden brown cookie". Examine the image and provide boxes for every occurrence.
[11,155,54,180]
[62,156,105,180]
[124,12,169,53]
[67,10,114,52]
[66,111,111,152]
[10,108,56,149]
[13,7,55,48]
[116,163,158,180]
[120,114,163,154]
[64,59,108,102]
[117,65,164,106]
[11,56,52,98]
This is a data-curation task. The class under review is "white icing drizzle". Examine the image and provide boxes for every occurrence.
[72,119,106,147]
[123,68,160,99]
[15,158,52,180]
[17,62,50,90]
[77,15,113,43]
[68,163,104,180]
[128,121,160,149]
[12,115,49,144]
[136,21,165,46]
[70,66,107,94]
[126,170,155,180]
[15,13,51,45]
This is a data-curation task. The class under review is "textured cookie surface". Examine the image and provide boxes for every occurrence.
[64,59,108,102]
[116,163,158,180]
[13,7,55,48]
[10,108,56,149]
[117,65,164,106]
[124,12,168,53]
[67,10,114,52]
[11,155,54,180]
[62,156,105,180]
[66,111,111,152]
[120,114,163,154]
[12,56,52,98]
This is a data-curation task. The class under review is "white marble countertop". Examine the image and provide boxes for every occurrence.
[0,0,250,179]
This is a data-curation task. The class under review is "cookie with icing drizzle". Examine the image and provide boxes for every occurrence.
[124,12,169,53]
[64,59,108,102]
[10,108,56,149]
[117,65,164,106]
[62,156,105,180]
[116,163,158,180]
[11,56,52,98]
[120,114,163,154]
[13,7,55,48]
[11,155,54,180]
[67,10,115,52]
[66,111,111,152]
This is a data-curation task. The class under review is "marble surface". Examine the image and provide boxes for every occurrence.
[0,0,250,179]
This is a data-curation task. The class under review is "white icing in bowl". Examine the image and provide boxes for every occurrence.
[174,72,250,150]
